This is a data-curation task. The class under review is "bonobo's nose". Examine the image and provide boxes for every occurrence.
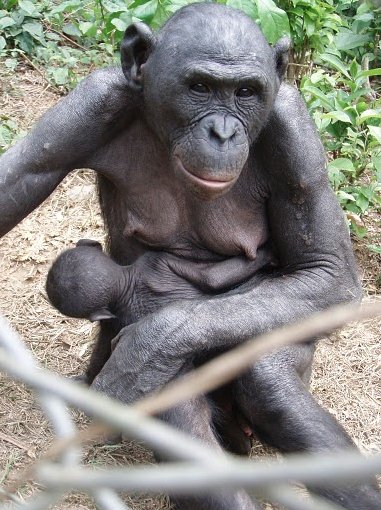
[209,115,239,144]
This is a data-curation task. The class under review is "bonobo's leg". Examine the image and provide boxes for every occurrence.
[159,396,261,510]
[235,342,381,509]
[85,319,121,384]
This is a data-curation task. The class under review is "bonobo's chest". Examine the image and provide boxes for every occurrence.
[93,119,269,261]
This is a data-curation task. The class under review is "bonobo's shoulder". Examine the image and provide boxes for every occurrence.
[73,66,131,104]
[271,82,309,119]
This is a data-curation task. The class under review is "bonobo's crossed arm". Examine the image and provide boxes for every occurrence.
[92,85,361,401]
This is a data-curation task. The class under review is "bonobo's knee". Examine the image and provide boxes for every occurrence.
[46,240,127,321]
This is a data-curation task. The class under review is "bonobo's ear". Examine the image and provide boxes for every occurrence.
[273,37,291,80]
[120,22,156,91]
[89,309,116,322]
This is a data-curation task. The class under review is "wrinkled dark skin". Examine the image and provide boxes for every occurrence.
[46,239,271,454]
[0,3,379,509]
[46,239,274,325]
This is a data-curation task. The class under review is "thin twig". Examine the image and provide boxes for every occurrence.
[46,26,88,51]
[18,52,62,95]
[36,450,381,493]
[21,302,381,459]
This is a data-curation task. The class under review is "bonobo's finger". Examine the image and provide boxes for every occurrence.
[111,333,121,352]
[70,373,91,385]
[76,239,103,250]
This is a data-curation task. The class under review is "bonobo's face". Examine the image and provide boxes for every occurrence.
[122,5,286,200]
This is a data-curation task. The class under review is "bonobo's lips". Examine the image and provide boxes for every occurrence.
[175,158,236,191]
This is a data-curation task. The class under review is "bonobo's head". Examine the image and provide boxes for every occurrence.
[120,3,290,200]
[46,240,125,322]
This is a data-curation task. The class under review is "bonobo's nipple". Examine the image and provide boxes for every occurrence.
[243,245,257,261]
[123,210,149,240]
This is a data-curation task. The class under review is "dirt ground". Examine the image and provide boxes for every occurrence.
[0,68,380,510]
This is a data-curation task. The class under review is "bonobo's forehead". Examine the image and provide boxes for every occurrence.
[156,3,273,65]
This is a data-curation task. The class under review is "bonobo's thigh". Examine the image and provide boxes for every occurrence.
[234,342,381,509]
[159,396,261,510]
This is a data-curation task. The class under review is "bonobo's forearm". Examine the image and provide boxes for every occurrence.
[93,260,360,403]
[184,263,361,354]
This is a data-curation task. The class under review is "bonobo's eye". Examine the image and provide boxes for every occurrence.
[236,87,256,98]
[190,83,210,94]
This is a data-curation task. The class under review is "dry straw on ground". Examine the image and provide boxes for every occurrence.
[0,67,380,510]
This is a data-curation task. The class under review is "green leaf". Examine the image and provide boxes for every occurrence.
[50,1,82,15]
[367,245,381,254]
[357,109,381,124]
[337,190,356,201]
[62,23,81,37]
[22,22,43,39]
[349,59,360,79]
[79,21,98,37]
[0,36,6,51]
[350,222,367,238]
[355,193,369,213]
[335,32,371,51]
[111,17,130,32]
[373,155,381,175]
[256,0,290,44]
[226,0,257,18]
[328,167,345,189]
[323,111,352,123]
[49,67,69,85]
[18,0,40,16]
[357,68,381,79]
[368,126,381,143]
[0,16,16,29]
[302,84,334,110]
[320,53,350,78]
[130,0,158,24]
[328,157,355,172]
[4,57,17,69]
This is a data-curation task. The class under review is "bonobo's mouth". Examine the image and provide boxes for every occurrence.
[174,158,236,191]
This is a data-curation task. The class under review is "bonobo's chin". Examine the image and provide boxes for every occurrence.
[173,157,239,201]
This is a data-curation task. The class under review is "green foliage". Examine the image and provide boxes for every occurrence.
[0,0,380,244]
[0,116,25,155]
[300,1,381,238]
[302,60,381,236]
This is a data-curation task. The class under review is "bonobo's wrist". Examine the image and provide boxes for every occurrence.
[149,300,197,358]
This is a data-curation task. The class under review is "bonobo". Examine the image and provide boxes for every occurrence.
[0,2,379,509]
[46,239,273,325]
[47,239,270,454]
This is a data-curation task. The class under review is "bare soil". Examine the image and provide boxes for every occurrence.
[0,68,380,509]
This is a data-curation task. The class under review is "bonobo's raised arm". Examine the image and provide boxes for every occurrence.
[0,67,130,237]
[93,84,362,399]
